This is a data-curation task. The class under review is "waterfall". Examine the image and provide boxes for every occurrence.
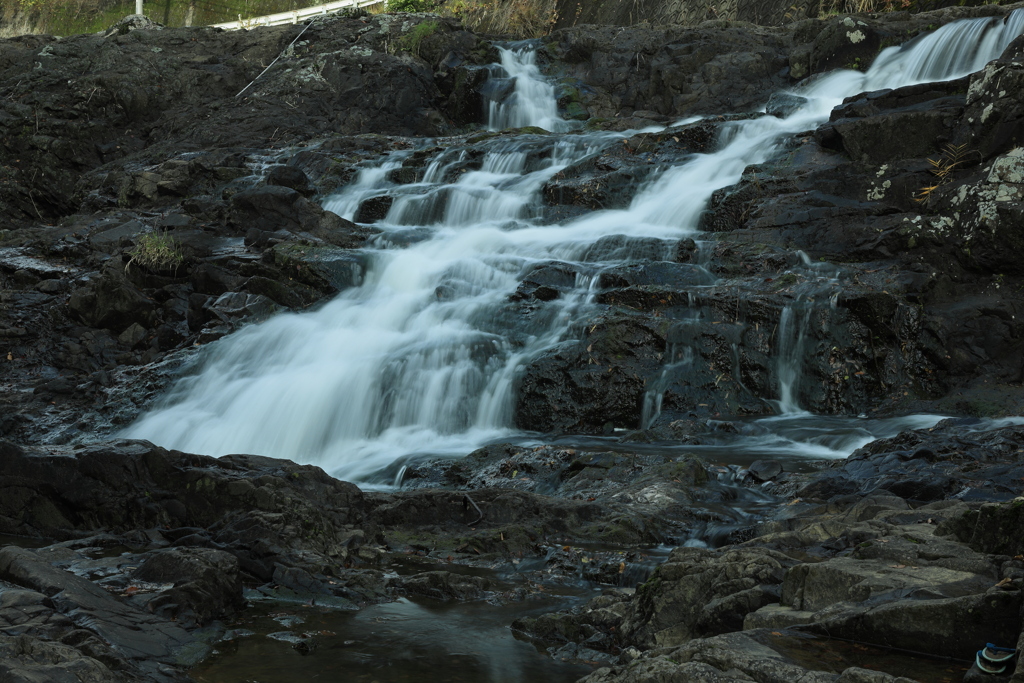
[487,47,573,133]
[124,12,1024,482]
[773,304,813,415]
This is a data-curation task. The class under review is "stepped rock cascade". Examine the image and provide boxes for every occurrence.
[125,14,1024,483]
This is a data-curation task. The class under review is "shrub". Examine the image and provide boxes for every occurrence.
[387,0,435,12]
[398,19,439,54]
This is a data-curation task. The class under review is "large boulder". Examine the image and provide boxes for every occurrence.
[621,547,794,648]
[229,185,375,248]
[132,547,245,627]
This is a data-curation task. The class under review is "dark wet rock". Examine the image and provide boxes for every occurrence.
[230,186,374,248]
[371,486,663,553]
[798,586,1022,659]
[0,545,202,681]
[801,421,1024,504]
[270,242,368,293]
[544,24,791,119]
[67,266,161,333]
[0,440,376,587]
[829,78,968,166]
[510,261,580,302]
[441,65,492,126]
[581,629,840,683]
[132,547,245,627]
[943,497,1024,557]
[543,158,657,210]
[963,54,1024,161]
[621,547,792,648]
[514,315,669,433]
[748,460,783,482]
[508,420,1024,675]
[396,570,492,602]
[354,195,394,223]
[204,291,278,324]
[266,165,315,196]
[766,93,808,118]
[810,16,882,74]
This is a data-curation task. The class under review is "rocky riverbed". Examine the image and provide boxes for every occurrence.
[1,4,1024,683]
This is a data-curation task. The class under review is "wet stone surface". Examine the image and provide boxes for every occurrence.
[3,4,1024,683]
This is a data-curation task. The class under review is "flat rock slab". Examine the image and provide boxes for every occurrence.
[0,546,205,681]
[782,556,995,612]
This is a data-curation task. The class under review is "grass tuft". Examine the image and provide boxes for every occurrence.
[126,232,185,273]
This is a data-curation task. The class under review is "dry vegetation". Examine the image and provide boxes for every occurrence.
[444,0,557,38]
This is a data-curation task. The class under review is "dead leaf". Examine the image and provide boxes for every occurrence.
[995,577,1012,587]
[618,562,626,573]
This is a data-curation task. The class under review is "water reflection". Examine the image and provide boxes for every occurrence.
[191,596,594,683]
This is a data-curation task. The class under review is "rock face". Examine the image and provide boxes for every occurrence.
[2,4,1024,446]
[541,5,1021,120]
[512,422,1024,682]
[2,4,1024,683]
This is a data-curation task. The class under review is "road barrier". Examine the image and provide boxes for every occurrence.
[211,0,384,30]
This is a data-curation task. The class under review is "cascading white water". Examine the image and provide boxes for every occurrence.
[487,47,576,133]
[125,13,1024,482]
[773,304,813,414]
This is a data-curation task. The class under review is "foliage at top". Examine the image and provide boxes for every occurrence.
[1,0,310,37]
[398,19,439,53]
[387,0,435,11]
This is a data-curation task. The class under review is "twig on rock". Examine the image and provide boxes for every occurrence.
[462,493,483,526]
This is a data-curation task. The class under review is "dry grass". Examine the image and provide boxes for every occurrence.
[445,0,558,38]
[0,11,37,36]
[818,0,911,17]
[914,143,976,204]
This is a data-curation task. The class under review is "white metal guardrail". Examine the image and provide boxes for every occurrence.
[211,0,384,30]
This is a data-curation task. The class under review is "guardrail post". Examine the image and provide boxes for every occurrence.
[136,0,143,14]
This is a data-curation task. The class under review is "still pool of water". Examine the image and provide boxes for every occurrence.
[190,595,595,683]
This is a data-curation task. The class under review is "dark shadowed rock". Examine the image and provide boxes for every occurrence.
[266,165,315,196]
[748,460,783,482]
[133,547,245,627]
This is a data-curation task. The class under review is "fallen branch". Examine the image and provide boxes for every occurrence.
[462,493,483,526]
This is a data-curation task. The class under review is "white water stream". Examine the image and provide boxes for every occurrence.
[126,14,1024,482]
